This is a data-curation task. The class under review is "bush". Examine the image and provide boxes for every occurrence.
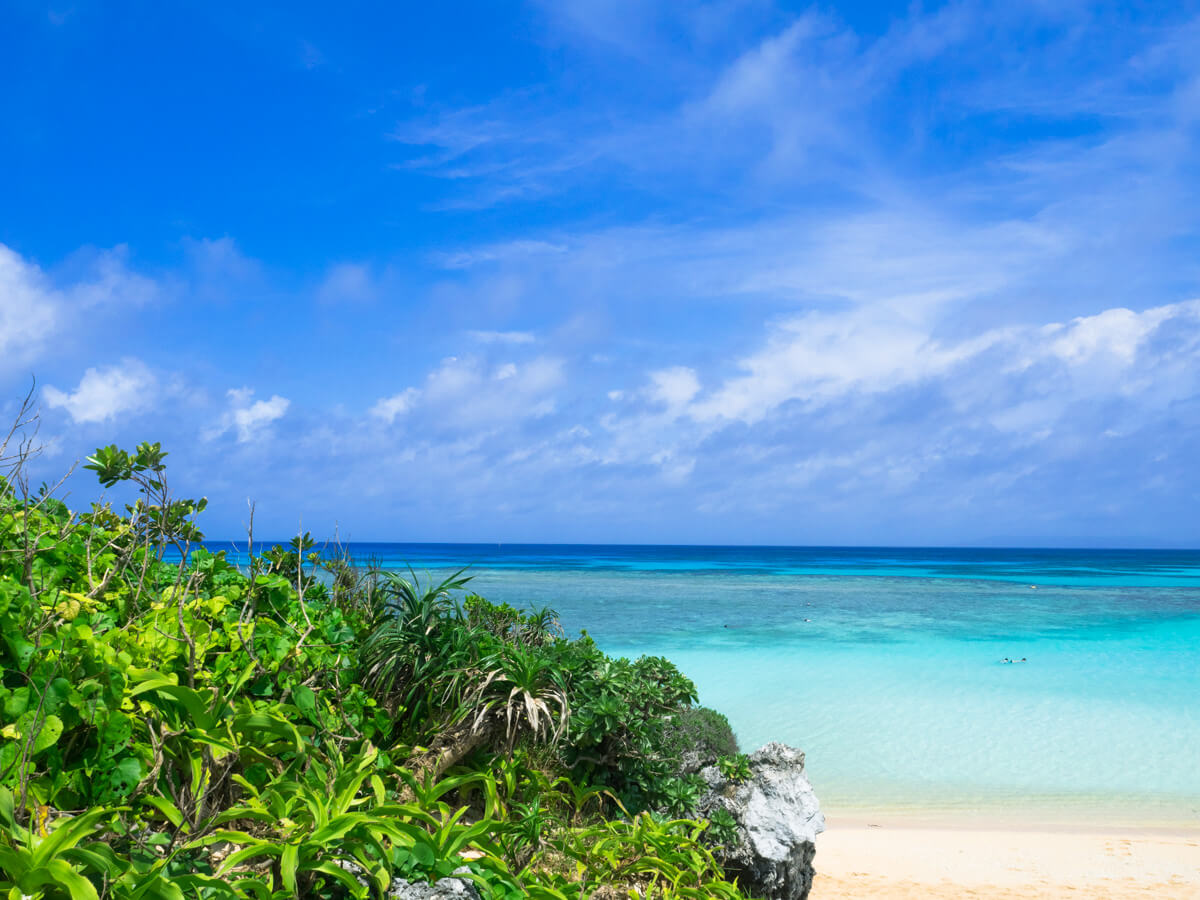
[0,425,751,899]
[665,706,739,769]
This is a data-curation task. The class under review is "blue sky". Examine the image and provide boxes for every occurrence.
[2,1,1200,546]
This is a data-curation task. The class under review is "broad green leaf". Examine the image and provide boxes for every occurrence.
[107,756,143,795]
[99,711,133,758]
[33,806,110,865]
[3,635,35,670]
[32,714,64,755]
[0,787,14,828]
[308,860,368,897]
[4,686,29,718]
[280,843,299,894]
[128,678,214,731]
[61,843,125,878]
[410,841,435,868]
[25,859,100,900]
[291,684,317,722]
[141,795,185,829]
[42,678,72,714]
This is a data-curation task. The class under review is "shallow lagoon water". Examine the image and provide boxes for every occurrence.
[210,543,1200,823]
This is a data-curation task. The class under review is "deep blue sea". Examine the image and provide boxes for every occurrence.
[208,543,1200,824]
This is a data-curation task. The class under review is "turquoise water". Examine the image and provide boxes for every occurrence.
[209,544,1200,823]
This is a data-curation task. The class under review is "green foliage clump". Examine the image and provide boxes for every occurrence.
[0,416,750,899]
[717,753,753,785]
[665,706,740,767]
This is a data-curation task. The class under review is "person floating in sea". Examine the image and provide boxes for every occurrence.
[1002,658,1012,664]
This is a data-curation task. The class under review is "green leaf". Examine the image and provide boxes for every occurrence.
[33,806,111,864]
[128,678,215,731]
[0,787,14,829]
[280,843,299,894]
[107,756,143,795]
[25,859,100,900]
[62,843,126,878]
[4,634,35,669]
[4,686,30,717]
[100,712,133,759]
[291,684,317,723]
[410,841,435,869]
[141,795,185,829]
[32,714,64,755]
[42,678,72,714]
[309,860,368,897]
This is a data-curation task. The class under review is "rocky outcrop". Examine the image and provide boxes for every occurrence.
[698,742,824,900]
[385,878,480,900]
[334,861,481,900]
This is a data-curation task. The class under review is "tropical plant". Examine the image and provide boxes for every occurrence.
[716,753,752,784]
[0,413,753,900]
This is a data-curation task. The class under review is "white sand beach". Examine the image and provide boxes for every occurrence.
[814,819,1200,899]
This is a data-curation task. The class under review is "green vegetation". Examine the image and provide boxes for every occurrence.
[716,754,752,786]
[0,411,749,898]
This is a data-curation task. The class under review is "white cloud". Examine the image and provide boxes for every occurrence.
[427,356,565,423]
[215,388,290,443]
[439,241,566,270]
[685,300,1200,426]
[316,263,377,304]
[467,329,537,344]
[43,360,156,424]
[1048,306,1174,365]
[648,366,700,412]
[0,245,58,362]
[0,243,154,367]
[370,388,419,424]
[63,245,158,309]
[369,355,566,432]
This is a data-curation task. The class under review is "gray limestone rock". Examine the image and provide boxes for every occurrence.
[333,861,481,900]
[698,742,824,900]
[385,878,480,900]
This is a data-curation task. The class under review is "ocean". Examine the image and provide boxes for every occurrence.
[208,543,1200,825]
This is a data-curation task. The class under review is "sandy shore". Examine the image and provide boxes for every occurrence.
[813,818,1200,899]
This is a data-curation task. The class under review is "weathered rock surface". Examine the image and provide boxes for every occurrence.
[697,742,824,900]
[385,878,480,900]
[335,861,481,900]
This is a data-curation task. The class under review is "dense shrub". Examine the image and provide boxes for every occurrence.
[0,428,748,899]
[665,706,740,768]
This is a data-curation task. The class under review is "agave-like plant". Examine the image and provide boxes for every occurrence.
[359,568,473,708]
[520,605,563,647]
[380,567,471,630]
[401,645,570,794]
[475,645,569,751]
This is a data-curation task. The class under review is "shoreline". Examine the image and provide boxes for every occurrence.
[829,812,1200,838]
[814,817,1200,899]
[820,798,1200,833]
